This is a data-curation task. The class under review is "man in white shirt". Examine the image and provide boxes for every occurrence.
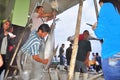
[31,6,56,31]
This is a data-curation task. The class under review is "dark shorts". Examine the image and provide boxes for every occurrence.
[75,60,87,73]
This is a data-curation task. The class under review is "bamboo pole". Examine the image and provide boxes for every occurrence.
[68,0,83,80]
[93,0,98,18]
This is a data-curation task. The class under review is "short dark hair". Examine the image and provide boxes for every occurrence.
[35,6,43,12]
[70,44,72,47]
[83,30,89,35]
[38,24,51,33]
[96,52,99,56]
[62,44,65,46]
[36,6,43,9]
[99,0,109,3]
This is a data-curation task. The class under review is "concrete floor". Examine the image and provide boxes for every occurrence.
[6,68,104,80]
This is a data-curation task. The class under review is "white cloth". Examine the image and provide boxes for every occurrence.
[8,32,16,38]
[0,37,7,55]
[31,13,47,31]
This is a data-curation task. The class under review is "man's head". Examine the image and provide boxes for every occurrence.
[99,0,104,6]
[70,44,72,47]
[62,44,65,48]
[99,0,110,6]
[37,24,51,38]
[83,30,89,40]
[96,52,99,56]
[36,6,44,14]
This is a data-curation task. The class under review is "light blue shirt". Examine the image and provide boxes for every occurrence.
[20,31,44,55]
[94,3,120,58]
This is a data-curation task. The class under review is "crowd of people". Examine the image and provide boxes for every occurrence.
[0,20,16,79]
[57,30,101,80]
[0,0,120,80]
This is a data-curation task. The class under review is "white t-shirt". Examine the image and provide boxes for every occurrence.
[31,12,47,31]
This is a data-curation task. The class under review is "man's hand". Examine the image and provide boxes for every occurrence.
[42,59,48,64]
[84,59,89,68]
[4,31,9,36]
[32,55,48,64]
[92,22,97,30]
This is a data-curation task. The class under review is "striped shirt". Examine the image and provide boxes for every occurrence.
[20,31,44,55]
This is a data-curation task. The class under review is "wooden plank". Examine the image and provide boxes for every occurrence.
[68,0,83,80]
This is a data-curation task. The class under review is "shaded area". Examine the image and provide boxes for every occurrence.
[6,25,31,77]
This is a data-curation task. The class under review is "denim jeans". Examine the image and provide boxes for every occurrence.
[102,52,120,80]
[60,55,64,65]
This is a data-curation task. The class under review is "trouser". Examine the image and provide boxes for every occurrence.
[60,55,64,65]
[75,60,87,73]
[74,60,88,80]
[74,72,88,80]
[67,59,70,65]
[17,51,44,80]
[95,65,101,72]
[102,52,120,80]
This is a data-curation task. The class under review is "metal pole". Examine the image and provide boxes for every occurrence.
[93,0,98,18]
[68,0,83,80]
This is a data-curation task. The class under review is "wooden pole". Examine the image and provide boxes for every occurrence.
[68,0,83,80]
[93,0,98,18]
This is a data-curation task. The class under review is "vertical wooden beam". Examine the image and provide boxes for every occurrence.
[68,0,83,80]
[93,0,98,18]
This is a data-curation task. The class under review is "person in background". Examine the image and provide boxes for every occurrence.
[66,44,72,70]
[74,30,91,80]
[93,0,120,80]
[89,52,96,72]
[95,52,101,73]
[0,20,11,74]
[31,6,56,31]
[59,43,65,70]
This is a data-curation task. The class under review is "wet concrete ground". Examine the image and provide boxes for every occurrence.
[6,68,104,80]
